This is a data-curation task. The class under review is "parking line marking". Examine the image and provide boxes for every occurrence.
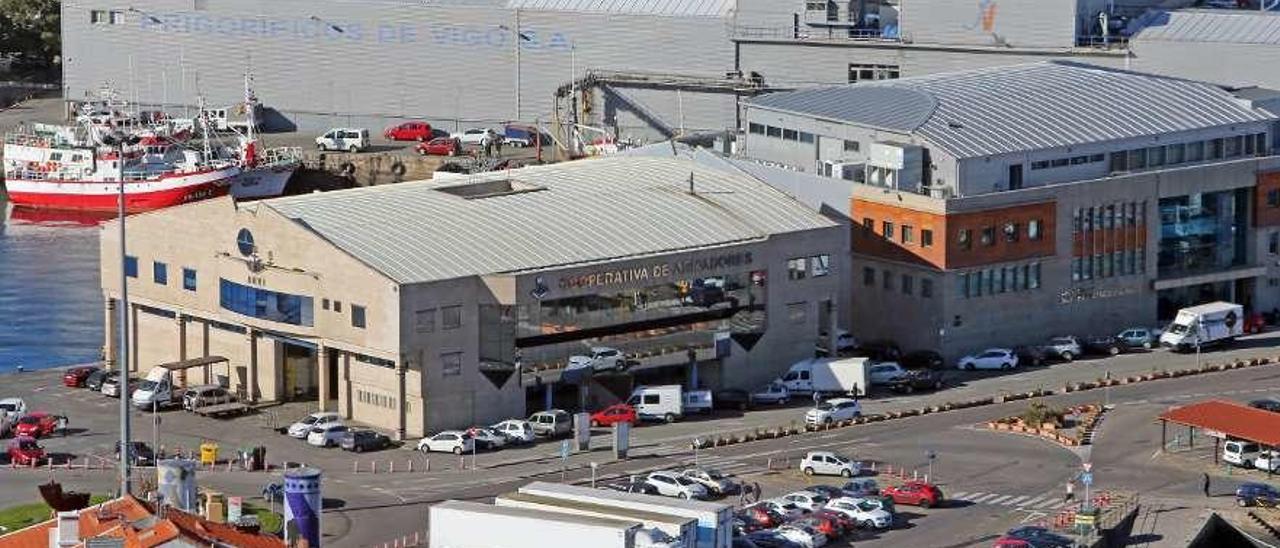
[987,495,1013,505]
[1020,496,1047,508]
[1004,495,1030,506]
[970,493,998,504]
[949,491,969,499]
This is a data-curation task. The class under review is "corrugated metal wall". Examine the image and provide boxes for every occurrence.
[899,0,1077,48]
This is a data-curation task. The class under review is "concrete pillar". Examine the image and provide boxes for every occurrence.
[317,346,331,412]
[342,353,353,420]
[104,297,117,368]
[396,359,407,441]
[130,304,139,373]
[176,315,187,361]
[247,329,259,403]
[544,383,553,411]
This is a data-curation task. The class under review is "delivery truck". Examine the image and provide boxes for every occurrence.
[627,385,685,423]
[777,357,870,396]
[495,491,697,548]
[131,366,179,410]
[518,481,733,548]
[429,500,679,548]
[1160,301,1244,352]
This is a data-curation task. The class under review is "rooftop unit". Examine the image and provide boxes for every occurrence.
[865,141,923,191]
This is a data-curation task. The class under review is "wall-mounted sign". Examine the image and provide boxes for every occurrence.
[558,252,754,290]
[1059,285,1138,305]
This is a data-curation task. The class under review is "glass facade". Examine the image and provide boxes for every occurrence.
[1157,189,1248,279]
[218,278,314,326]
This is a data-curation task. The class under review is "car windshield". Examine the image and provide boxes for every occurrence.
[810,494,829,504]
[301,416,318,425]
[705,469,725,480]
[136,380,156,391]
[815,403,834,411]
[673,476,696,486]
[857,501,878,511]
[0,403,15,412]
[1168,324,1189,334]
[18,416,37,424]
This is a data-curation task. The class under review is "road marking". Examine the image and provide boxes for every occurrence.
[988,495,1013,505]
[949,491,969,499]
[1004,495,1031,506]
[969,493,997,503]
[1020,495,1047,508]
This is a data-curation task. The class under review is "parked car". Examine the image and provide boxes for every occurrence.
[14,413,60,438]
[645,471,708,500]
[775,523,827,547]
[1246,311,1268,334]
[993,526,1075,548]
[683,390,714,415]
[883,481,944,508]
[854,339,901,361]
[794,516,841,540]
[682,467,741,496]
[502,125,539,147]
[744,530,802,548]
[1224,440,1262,468]
[958,348,1019,370]
[750,383,790,406]
[416,137,461,156]
[801,451,861,477]
[589,404,636,428]
[900,350,944,370]
[1255,451,1280,472]
[307,423,351,447]
[315,128,370,152]
[287,412,343,439]
[805,398,862,426]
[714,389,751,411]
[868,362,908,385]
[841,478,881,498]
[760,499,809,521]
[1012,345,1048,367]
[781,491,830,512]
[1042,337,1083,361]
[62,366,99,387]
[455,128,499,146]
[1251,399,1280,413]
[737,504,781,530]
[0,398,28,421]
[490,419,536,445]
[1117,327,1160,350]
[340,429,392,453]
[816,329,857,354]
[384,121,432,141]
[603,478,659,496]
[466,426,507,450]
[824,497,893,529]
[804,485,846,502]
[84,369,109,391]
[417,431,474,455]
[812,510,856,537]
[528,409,573,437]
[888,368,944,393]
[1236,482,1280,507]
[115,440,155,466]
[566,347,627,372]
[1082,335,1125,356]
[181,384,235,411]
[7,436,44,466]
[100,372,125,397]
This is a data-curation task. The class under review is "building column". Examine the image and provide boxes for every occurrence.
[175,315,188,386]
[246,329,259,403]
[342,353,353,420]
[129,304,140,373]
[544,383,553,411]
[396,359,407,441]
[317,346,332,412]
[104,297,117,368]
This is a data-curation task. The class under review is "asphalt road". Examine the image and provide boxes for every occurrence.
[4,334,1280,546]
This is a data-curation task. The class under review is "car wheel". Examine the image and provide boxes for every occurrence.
[452,446,462,455]
[1062,351,1074,361]
[919,498,932,508]
[904,385,914,394]
[664,413,676,423]
[1143,341,1153,350]
[317,143,326,151]
[861,520,873,529]
[1239,498,1250,507]
[349,145,359,154]
[679,492,689,499]
[779,398,789,405]
[804,467,815,476]
[1108,346,1120,356]
[933,381,943,390]
[1001,362,1012,370]
[355,445,364,453]
[841,468,852,478]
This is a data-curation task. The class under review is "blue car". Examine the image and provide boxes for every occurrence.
[1237,482,1280,507]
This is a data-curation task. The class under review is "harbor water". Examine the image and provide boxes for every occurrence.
[0,198,104,373]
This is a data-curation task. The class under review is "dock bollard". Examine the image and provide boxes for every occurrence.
[425,459,430,472]
[372,461,377,474]
[408,460,414,473]
[458,455,464,470]
[353,461,358,473]
[390,460,395,473]
[871,461,877,473]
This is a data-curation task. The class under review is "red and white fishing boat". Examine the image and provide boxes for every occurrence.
[219,73,301,199]
[2,130,239,213]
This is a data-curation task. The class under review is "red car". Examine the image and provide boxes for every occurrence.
[883,481,945,508]
[813,509,856,535]
[14,413,60,438]
[417,137,461,156]
[62,366,99,387]
[384,121,433,141]
[796,515,843,539]
[1246,312,1267,334]
[7,437,44,466]
[590,404,637,428]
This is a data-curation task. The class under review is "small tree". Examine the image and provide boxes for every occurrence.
[1019,402,1062,428]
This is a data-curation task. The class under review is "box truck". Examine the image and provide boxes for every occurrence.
[518,481,733,548]
[627,385,685,422]
[429,500,680,548]
[131,366,179,410]
[1160,301,1244,352]
[777,357,870,396]
[495,492,696,548]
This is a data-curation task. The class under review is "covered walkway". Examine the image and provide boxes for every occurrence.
[1158,399,1280,465]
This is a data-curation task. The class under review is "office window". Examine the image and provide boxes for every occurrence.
[352,305,367,329]
[902,274,913,295]
[901,225,914,244]
[1167,143,1185,164]
[91,10,121,24]
[844,140,860,152]
[1138,247,1146,273]
[1028,219,1042,241]
[1186,141,1204,162]
[766,126,781,138]
[1107,204,1117,229]
[1012,265,1023,290]
[334,301,342,313]
[1255,133,1268,155]
[958,273,969,298]
[921,278,933,298]
[782,128,798,141]
[958,229,972,250]
[1093,253,1103,278]
[1072,208,1082,235]
[921,229,934,247]
[1030,263,1041,288]
[862,267,875,286]
[1031,160,1051,170]
[980,226,995,246]
[442,305,462,329]
[787,257,808,280]
[442,352,462,377]
[971,271,983,297]
[799,132,815,144]
[862,217,874,230]
[1115,251,1126,276]
[1148,146,1165,167]
[1225,135,1242,158]
[1209,138,1224,159]
[1269,189,1280,208]
[1247,133,1258,155]
[219,279,314,326]
[153,261,168,285]
[1271,233,1279,255]
[182,268,197,291]
[848,63,900,83]
[1003,222,1019,243]
[996,268,1007,293]
[811,254,831,277]
[322,299,330,311]
[125,256,138,278]
[1072,257,1082,281]
[415,308,436,332]
[1051,158,1069,168]
[1129,148,1147,170]
[787,302,807,324]
[882,221,894,240]
[747,123,764,135]
[1109,151,1128,173]
[984,268,995,295]
[883,270,893,290]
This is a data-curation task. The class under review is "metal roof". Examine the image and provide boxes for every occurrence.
[265,156,836,284]
[505,0,733,17]
[1158,399,1280,447]
[1129,9,1280,46]
[744,61,1277,158]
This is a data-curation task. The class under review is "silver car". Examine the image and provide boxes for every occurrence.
[1043,336,1083,361]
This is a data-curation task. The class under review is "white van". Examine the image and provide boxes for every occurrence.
[627,385,684,423]
[1224,440,1262,468]
[131,367,176,410]
[315,128,370,153]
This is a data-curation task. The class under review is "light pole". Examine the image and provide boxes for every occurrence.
[498,15,533,122]
[102,129,141,496]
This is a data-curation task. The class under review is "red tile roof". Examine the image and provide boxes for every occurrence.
[0,495,283,548]
[1159,399,1280,446]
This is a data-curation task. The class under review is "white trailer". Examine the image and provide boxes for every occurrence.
[429,500,675,548]
[626,385,684,422]
[518,481,733,548]
[1160,301,1244,352]
[495,492,697,548]
[778,357,870,396]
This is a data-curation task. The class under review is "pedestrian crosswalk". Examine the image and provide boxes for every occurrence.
[948,490,1074,510]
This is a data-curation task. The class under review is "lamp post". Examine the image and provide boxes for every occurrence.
[498,15,533,122]
[101,129,141,496]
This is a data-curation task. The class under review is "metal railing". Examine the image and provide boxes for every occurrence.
[730,24,901,43]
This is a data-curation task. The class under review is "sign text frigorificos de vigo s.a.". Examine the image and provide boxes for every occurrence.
[558,252,753,290]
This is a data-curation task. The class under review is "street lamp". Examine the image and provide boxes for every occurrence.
[100,129,141,496]
[498,17,534,121]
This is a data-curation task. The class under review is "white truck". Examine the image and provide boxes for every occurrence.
[1160,301,1244,352]
[429,500,680,548]
[627,385,685,423]
[518,481,733,548]
[778,357,871,396]
[131,366,179,410]
[495,492,696,548]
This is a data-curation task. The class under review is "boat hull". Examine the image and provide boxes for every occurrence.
[231,164,296,199]
[5,168,236,213]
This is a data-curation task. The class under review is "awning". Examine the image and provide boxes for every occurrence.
[157,356,229,371]
[1159,399,1280,446]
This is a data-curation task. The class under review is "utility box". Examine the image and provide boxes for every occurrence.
[574,413,591,452]
[613,422,631,460]
[867,141,923,190]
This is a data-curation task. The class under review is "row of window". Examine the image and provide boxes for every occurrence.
[747,123,816,144]
[848,63,901,83]
[125,256,198,292]
[356,389,397,410]
[1071,249,1146,281]
[787,255,832,280]
[1108,133,1268,174]
[1071,201,1146,234]
[866,218,935,248]
[415,306,463,332]
[957,262,1042,299]
[956,219,1044,250]
[862,267,936,298]
[1031,153,1105,171]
